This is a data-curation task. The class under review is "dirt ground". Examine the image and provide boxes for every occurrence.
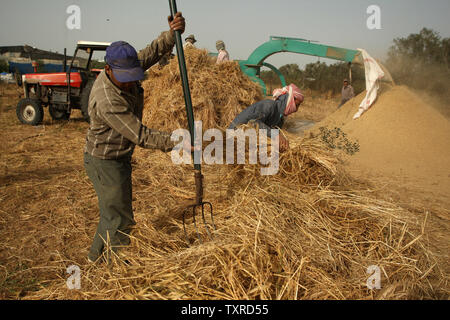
[0,82,448,298]
[0,84,93,297]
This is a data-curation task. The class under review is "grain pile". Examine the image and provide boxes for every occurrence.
[310,85,450,198]
[141,48,263,132]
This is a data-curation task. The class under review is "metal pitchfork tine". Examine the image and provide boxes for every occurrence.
[169,0,216,244]
[183,172,216,244]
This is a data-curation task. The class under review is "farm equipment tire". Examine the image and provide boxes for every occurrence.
[16,98,44,126]
[49,106,70,121]
[80,80,94,123]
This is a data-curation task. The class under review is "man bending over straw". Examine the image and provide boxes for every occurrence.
[228,84,304,153]
[83,13,186,263]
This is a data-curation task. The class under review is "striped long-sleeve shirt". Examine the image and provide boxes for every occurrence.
[85,31,176,160]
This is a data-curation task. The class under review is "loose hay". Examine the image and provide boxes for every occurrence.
[7,136,445,300]
[142,48,263,132]
[0,70,447,300]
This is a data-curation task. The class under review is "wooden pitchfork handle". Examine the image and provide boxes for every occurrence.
[194,171,203,205]
[169,0,205,206]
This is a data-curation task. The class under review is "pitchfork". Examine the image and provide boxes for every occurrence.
[169,0,216,244]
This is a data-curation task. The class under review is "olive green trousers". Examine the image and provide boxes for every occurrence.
[84,153,136,262]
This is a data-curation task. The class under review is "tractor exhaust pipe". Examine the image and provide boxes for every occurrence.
[63,48,67,73]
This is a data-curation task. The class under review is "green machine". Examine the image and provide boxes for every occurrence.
[237,36,364,95]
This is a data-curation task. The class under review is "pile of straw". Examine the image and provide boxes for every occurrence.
[0,69,447,300]
[141,48,263,132]
[16,134,445,300]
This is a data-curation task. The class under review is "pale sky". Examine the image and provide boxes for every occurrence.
[1,0,449,69]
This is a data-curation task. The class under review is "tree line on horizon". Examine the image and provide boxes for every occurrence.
[261,62,365,97]
[386,27,449,105]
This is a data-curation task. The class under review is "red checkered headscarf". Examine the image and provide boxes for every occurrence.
[273,84,304,116]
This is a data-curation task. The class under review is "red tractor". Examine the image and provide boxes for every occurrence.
[16,41,111,125]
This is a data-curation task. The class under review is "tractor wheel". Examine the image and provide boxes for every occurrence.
[16,98,44,126]
[49,106,70,121]
[80,80,94,123]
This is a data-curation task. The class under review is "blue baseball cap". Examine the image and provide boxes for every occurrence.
[105,41,144,83]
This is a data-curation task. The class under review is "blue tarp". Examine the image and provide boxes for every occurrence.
[9,62,66,74]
